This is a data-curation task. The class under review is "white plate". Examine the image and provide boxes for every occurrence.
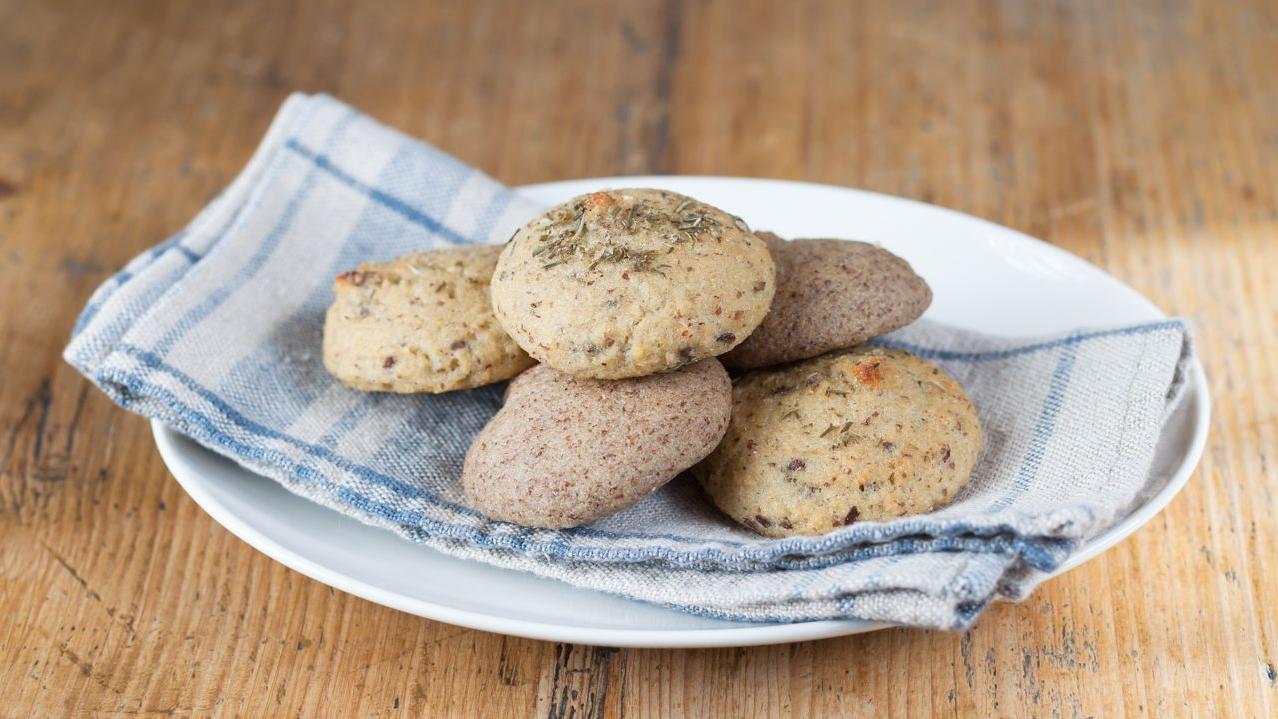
[153,176,1210,648]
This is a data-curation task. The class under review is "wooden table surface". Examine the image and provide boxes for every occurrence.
[2,0,1275,716]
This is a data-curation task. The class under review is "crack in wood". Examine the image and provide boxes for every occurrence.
[544,644,617,719]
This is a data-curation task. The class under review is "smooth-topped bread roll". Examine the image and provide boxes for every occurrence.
[323,245,534,393]
[491,189,775,379]
[722,234,931,369]
[463,359,732,529]
[698,347,981,537]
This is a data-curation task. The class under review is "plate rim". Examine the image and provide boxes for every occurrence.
[151,175,1211,647]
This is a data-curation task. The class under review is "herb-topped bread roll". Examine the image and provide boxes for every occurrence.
[698,347,982,537]
[323,245,534,393]
[723,234,932,370]
[491,189,776,379]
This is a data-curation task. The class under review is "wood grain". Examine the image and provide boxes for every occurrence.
[1,0,1275,716]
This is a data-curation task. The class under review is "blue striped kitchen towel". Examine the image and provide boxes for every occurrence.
[64,94,1195,629]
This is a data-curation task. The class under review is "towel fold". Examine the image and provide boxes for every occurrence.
[65,94,1194,629]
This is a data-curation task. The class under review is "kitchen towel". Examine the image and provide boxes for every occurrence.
[65,94,1195,629]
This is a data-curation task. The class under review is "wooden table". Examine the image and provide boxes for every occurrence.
[2,0,1274,715]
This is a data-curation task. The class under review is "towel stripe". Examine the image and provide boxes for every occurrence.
[285,139,476,246]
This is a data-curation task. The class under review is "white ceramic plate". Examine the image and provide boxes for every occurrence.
[153,176,1210,648]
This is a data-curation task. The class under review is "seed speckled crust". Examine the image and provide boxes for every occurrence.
[699,347,982,537]
[322,245,534,393]
[723,234,932,369]
[491,189,775,379]
[462,359,732,528]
